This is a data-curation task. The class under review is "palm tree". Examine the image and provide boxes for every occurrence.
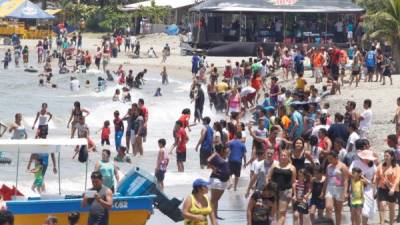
[361,0,400,70]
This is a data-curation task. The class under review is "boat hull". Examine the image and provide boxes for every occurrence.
[6,196,154,225]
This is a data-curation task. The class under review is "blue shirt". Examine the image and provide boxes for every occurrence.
[262,98,271,108]
[38,153,49,166]
[228,140,246,163]
[294,54,304,65]
[289,110,304,139]
[366,51,376,67]
[201,125,214,151]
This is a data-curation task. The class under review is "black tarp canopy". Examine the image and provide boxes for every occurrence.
[190,0,365,13]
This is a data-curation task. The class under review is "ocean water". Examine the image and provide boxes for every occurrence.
[0,54,363,225]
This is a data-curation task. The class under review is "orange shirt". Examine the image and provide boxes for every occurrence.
[281,115,291,130]
[251,76,262,90]
[313,53,324,68]
[376,164,400,191]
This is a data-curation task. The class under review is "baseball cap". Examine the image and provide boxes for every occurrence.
[192,178,210,188]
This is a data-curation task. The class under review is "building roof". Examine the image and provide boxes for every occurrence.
[122,0,202,11]
[190,0,364,13]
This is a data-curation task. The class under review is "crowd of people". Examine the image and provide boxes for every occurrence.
[178,40,400,225]
[1,28,400,225]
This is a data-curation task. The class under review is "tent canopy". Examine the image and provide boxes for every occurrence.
[0,0,54,19]
[122,0,201,11]
[190,0,365,13]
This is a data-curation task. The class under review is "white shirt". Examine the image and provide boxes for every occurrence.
[277,93,286,104]
[346,131,360,152]
[240,87,256,97]
[338,148,347,162]
[335,21,343,32]
[309,96,321,104]
[260,64,269,78]
[359,109,372,131]
[70,79,80,91]
[251,159,264,173]
[311,124,330,137]
[349,159,376,190]
[275,21,282,32]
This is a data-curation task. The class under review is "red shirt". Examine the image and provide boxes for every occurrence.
[141,106,149,121]
[179,114,190,128]
[176,127,188,153]
[330,49,342,65]
[101,127,110,139]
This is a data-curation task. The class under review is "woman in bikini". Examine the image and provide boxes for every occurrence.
[67,101,89,138]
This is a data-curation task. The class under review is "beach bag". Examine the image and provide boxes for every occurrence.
[78,145,88,163]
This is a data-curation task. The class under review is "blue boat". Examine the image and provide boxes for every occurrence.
[0,139,182,225]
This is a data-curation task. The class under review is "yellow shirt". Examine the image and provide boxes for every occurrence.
[351,179,364,205]
[184,195,212,225]
[216,82,229,93]
[296,78,306,90]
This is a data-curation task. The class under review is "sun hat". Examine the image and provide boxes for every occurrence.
[192,178,210,188]
[357,150,377,161]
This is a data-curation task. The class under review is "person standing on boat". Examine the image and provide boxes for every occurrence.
[94,149,119,193]
[82,171,113,225]
[8,113,27,139]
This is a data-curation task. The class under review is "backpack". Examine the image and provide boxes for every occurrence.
[78,145,88,163]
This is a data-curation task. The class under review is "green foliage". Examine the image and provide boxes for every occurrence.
[135,0,171,24]
[63,3,99,26]
[98,6,134,30]
[361,0,400,44]
[360,0,400,70]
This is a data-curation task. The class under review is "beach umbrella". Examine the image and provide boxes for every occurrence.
[5,0,55,19]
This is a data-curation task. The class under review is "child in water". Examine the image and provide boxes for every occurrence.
[160,66,168,85]
[101,120,110,146]
[30,155,44,193]
[155,139,169,191]
[154,88,162,97]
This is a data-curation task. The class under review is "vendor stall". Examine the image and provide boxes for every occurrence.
[190,0,365,46]
[0,0,55,39]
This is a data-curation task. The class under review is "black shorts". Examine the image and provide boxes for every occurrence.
[177,152,186,162]
[377,188,398,203]
[229,161,242,177]
[155,170,166,182]
[367,66,375,74]
[351,70,360,76]
[383,69,392,77]
[293,201,309,214]
[309,197,325,209]
[330,64,339,80]
[200,149,212,166]
[38,125,48,138]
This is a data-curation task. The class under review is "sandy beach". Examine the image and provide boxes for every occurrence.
[0,32,398,225]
